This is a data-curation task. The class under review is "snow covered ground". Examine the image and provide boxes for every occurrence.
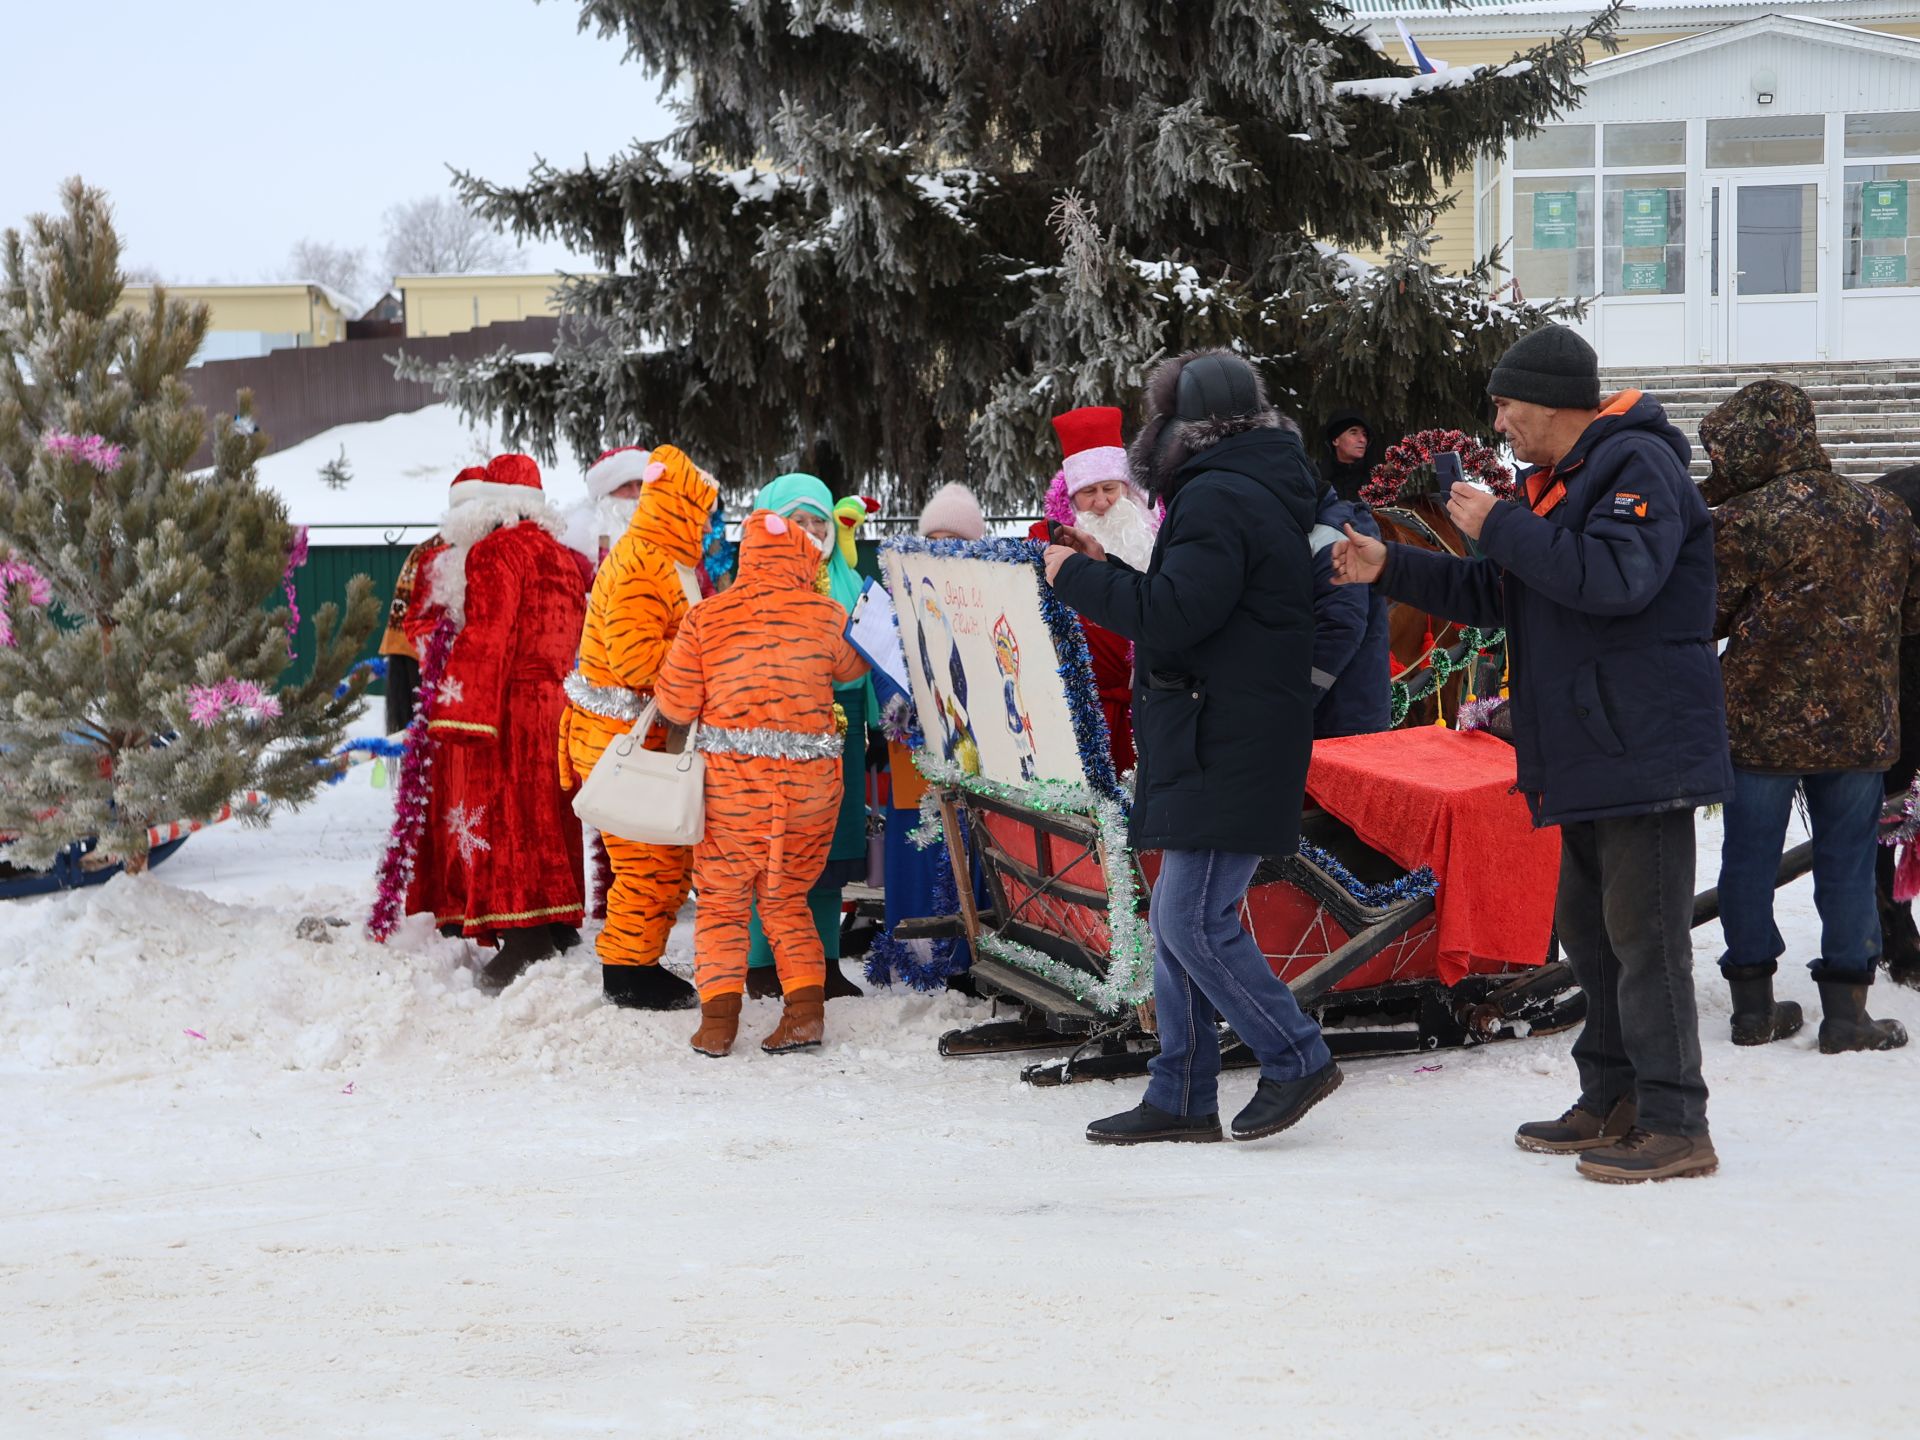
[5,758,1919,1438]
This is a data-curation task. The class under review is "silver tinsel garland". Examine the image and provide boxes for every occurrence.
[562,672,650,723]
[697,725,844,762]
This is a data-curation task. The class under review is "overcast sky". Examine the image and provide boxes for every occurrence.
[0,0,676,294]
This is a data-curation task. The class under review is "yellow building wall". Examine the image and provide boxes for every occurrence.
[119,284,345,346]
[1407,21,1920,276]
[398,275,569,338]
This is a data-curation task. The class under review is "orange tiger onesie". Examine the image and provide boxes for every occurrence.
[654,509,868,1056]
[559,445,717,1011]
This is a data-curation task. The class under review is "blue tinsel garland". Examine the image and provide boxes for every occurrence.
[863,834,969,992]
[1297,840,1438,908]
[319,735,410,785]
[335,655,388,698]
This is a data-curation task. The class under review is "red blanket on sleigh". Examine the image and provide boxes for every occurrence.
[1306,728,1560,984]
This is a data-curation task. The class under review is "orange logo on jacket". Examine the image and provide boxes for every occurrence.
[1611,491,1650,521]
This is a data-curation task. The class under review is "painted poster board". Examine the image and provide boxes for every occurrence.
[880,545,1094,792]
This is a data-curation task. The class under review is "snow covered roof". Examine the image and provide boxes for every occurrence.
[1350,0,1920,36]
[246,403,590,541]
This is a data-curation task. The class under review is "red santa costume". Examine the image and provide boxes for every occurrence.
[1028,406,1160,775]
[427,454,592,986]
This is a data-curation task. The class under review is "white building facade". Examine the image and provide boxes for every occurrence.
[1470,13,1920,366]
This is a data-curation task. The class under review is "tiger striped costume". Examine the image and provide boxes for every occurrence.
[654,510,869,1003]
[560,447,718,978]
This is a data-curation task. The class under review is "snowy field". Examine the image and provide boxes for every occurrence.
[5,754,1919,1439]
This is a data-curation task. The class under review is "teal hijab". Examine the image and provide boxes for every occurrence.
[753,472,863,617]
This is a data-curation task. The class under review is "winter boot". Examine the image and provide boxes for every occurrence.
[760,986,826,1054]
[1815,978,1911,1053]
[476,926,557,993]
[689,993,743,1058]
[823,958,864,1001]
[1086,1100,1223,1146]
[1515,1094,1636,1154]
[548,923,582,953]
[745,966,783,1001]
[1725,964,1804,1047]
[1230,1060,1344,1142]
[1576,1127,1718,1184]
[602,961,698,1012]
[1888,954,1920,992]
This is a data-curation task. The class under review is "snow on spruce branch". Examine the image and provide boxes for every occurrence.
[1332,60,1533,108]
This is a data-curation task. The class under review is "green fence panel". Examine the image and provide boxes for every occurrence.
[282,542,411,694]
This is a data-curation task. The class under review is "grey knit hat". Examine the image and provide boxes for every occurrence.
[1487,325,1601,410]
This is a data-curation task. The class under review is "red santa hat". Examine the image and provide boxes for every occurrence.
[584,445,653,502]
[1051,406,1128,499]
[447,453,546,510]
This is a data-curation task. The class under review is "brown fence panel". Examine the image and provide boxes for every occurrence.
[184,316,560,466]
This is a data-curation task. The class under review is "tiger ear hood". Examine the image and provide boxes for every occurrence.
[629,444,720,565]
[735,508,826,592]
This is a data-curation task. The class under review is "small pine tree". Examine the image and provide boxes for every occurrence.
[0,180,380,869]
[408,0,1615,507]
[318,445,353,491]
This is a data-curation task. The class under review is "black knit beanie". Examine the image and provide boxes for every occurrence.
[1487,325,1601,410]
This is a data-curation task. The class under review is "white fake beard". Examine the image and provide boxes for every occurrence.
[1077,496,1157,569]
[592,494,639,547]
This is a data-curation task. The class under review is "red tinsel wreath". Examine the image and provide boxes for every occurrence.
[1361,429,1517,509]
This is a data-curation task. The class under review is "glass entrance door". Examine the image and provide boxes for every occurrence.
[1708,171,1827,363]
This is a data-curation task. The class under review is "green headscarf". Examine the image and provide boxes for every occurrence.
[753,472,863,616]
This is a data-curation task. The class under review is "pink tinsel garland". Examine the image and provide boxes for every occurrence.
[42,430,125,473]
[0,555,52,649]
[186,678,282,727]
[367,618,454,941]
[282,526,310,658]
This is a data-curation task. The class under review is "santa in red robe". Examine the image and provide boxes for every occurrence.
[427,454,593,990]
[1027,406,1160,776]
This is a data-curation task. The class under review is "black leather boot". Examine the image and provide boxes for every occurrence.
[1815,976,1910,1053]
[1724,962,1804,1046]
[476,926,557,993]
[1230,1060,1343,1142]
[1086,1100,1223,1145]
[602,962,698,1011]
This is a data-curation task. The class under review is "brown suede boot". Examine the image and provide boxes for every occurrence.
[690,993,743,1058]
[1514,1094,1636,1154]
[761,986,826,1054]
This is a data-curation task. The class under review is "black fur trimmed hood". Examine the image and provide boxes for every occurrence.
[1127,348,1300,496]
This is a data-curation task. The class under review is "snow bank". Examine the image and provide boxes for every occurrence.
[1333,59,1532,107]
[249,403,591,532]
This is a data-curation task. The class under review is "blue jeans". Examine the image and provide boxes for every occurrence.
[1719,768,1885,979]
[1144,850,1332,1117]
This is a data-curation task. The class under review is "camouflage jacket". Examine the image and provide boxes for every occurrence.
[1704,379,1920,772]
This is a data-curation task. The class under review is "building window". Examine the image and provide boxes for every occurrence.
[1513,175,1595,299]
[1603,173,1685,296]
[1514,124,1594,171]
[1846,111,1920,159]
[1844,163,1920,290]
[1706,114,1825,167]
[1605,121,1685,168]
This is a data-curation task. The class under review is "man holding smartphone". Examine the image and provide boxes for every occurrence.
[1332,325,1732,1184]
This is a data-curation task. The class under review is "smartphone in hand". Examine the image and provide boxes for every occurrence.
[1433,451,1465,502]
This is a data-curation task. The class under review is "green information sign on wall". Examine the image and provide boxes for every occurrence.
[1864,180,1909,241]
[1863,254,1910,286]
[1621,261,1667,293]
[1532,191,1579,250]
[1622,189,1668,249]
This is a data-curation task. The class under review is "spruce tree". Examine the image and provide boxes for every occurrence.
[414,0,1619,507]
[0,180,380,870]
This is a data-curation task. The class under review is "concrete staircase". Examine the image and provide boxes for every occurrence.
[1598,360,1920,483]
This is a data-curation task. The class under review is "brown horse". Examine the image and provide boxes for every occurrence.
[1371,494,1486,727]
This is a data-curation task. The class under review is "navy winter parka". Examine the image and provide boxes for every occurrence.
[1381,393,1733,826]
[1053,427,1319,856]
[1310,486,1393,739]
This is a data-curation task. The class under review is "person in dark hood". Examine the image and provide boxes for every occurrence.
[1706,381,1920,1056]
[1872,463,1920,990]
[1043,348,1342,1150]
[1309,477,1392,738]
[1334,324,1731,1184]
[1320,408,1375,502]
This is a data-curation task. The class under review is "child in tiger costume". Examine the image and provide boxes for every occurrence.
[654,508,869,1056]
[560,444,718,1011]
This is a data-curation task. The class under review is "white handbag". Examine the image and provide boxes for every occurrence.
[571,699,706,846]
